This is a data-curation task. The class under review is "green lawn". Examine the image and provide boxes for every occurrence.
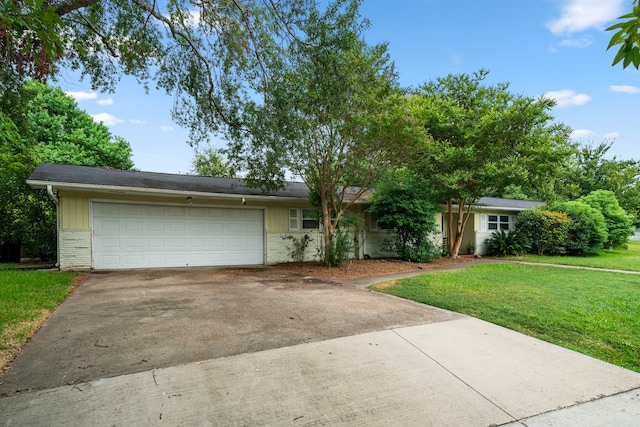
[372,263,640,373]
[507,240,640,272]
[0,270,79,369]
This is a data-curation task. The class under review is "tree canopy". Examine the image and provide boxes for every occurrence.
[558,142,640,225]
[1,0,318,145]
[189,147,234,177]
[0,80,133,260]
[407,70,575,258]
[226,0,408,265]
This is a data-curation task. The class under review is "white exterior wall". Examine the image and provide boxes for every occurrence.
[59,230,92,270]
[475,213,517,255]
[266,231,323,264]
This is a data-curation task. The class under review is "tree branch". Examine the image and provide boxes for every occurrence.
[54,0,101,17]
[129,0,240,129]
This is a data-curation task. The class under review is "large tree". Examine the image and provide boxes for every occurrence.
[408,70,575,258]
[0,81,134,260]
[559,141,640,225]
[226,0,409,265]
[1,0,313,143]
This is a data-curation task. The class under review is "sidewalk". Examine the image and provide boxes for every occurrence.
[1,316,639,426]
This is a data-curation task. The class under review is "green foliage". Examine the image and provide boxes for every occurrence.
[325,229,352,267]
[375,264,640,373]
[549,201,608,256]
[369,173,441,263]
[281,234,313,263]
[407,69,574,257]
[579,190,634,250]
[190,147,234,177]
[607,1,640,69]
[0,81,134,260]
[1,0,320,151]
[0,0,65,84]
[24,81,134,169]
[516,209,571,255]
[486,230,531,257]
[227,0,404,266]
[558,142,640,225]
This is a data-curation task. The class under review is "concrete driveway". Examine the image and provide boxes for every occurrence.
[0,267,460,395]
[1,265,640,426]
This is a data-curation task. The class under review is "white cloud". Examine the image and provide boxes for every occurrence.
[557,36,593,48]
[65,90,97,101]
[547,0,624,35]
[91,113,123,126]
[605,131,620,139]
[570,129,596,139]
[130,119,148,125]
[96,98,114,106]
[610,84,640,94]
[543,89,592,107]
[160,125,174,132]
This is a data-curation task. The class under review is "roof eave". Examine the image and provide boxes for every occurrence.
[27,179,369,205]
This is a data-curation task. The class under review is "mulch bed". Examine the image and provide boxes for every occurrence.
[270,257,473,279]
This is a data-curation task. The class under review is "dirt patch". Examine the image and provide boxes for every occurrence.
[271,257,473,280]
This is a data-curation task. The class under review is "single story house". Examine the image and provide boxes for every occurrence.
[27,163,543,270]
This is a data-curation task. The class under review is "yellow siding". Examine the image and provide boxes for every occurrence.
[267,207,289,233]
[61,196,89,230]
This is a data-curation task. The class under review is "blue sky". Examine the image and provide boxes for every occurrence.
[57,0,639,174]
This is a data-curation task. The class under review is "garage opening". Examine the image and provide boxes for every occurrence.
[91,202,264,269]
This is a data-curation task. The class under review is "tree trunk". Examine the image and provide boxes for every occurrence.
[321,197,334,266]
[448,198,473,258]
[447,200,455,256]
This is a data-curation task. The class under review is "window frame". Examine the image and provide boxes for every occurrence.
[301,208,320,230]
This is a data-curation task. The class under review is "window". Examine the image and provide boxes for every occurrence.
[302,208,319,230]
[288,208,298,231]
[487,215,511,231]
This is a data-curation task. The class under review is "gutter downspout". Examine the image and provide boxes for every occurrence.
[46,185,60,268]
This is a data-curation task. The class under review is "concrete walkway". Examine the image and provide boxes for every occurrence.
[1,316,639,426]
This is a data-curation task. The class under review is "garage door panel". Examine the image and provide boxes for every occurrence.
[92,202,264,269]
[147,221,165,232]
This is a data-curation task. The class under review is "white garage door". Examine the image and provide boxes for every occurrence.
[92,202,264,269]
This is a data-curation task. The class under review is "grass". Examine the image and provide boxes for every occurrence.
[0,270,80,370]
[507,240,640,272]
[372,263,640,373]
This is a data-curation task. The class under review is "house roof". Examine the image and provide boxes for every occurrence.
[27,163,312,201]
[474,197,545,211]
[27,163,544,210]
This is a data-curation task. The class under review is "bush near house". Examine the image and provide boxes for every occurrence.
[368,182,441,263]
[486,230,531,257]
[579,190,634,250]
[548,201,608,256]
[516,210,571,255]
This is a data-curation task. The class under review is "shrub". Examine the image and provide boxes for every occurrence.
[579,190,633,250]
[282,234,313,262]
[549,201,608,256]
[325,229,351,267]
[516,209,571,255]
[486,230,531,257]
[369,180,440,263]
